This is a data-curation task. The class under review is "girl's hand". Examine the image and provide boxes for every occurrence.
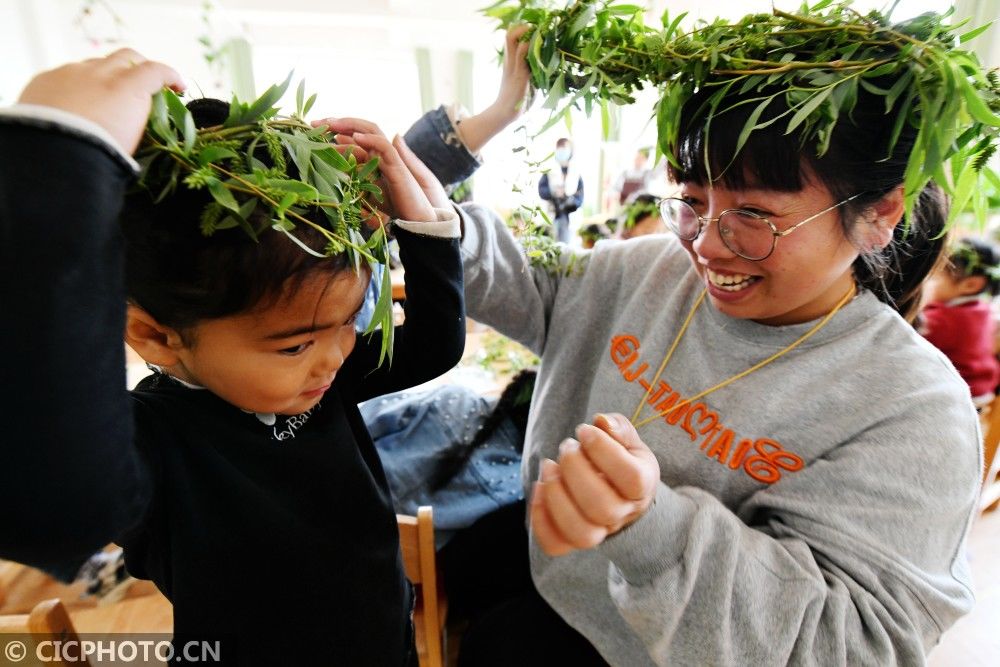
[530,413,660,557]
[311,117,436,224]
[18,48,185,154]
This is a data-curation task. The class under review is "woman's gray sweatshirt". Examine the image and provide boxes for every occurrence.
[457,202,980,666]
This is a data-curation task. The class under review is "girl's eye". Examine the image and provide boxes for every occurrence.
[279,342,312,356]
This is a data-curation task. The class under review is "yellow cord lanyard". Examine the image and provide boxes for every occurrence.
[631,285,857,429]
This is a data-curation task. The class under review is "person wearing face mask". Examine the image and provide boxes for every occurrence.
[538,137,584,243]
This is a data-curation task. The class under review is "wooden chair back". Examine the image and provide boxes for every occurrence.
[398,507,446,667]
[0,598,90,666]
[980,394,1000,512]
[0,559,25,610]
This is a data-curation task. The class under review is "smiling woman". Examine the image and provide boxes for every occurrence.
[390,1,986,664]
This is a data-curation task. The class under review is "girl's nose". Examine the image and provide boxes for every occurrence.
[314,341,346,376]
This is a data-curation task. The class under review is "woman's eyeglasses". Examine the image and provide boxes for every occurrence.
[658,193,863,261]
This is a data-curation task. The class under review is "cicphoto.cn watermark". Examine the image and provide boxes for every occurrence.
[1,635,221,665]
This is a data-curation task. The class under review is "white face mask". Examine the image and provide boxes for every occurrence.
[555,148,572,164]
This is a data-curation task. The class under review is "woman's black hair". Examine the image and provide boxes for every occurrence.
[121,99,357,339]
[947,237,1000,297]
[668,80,948,322]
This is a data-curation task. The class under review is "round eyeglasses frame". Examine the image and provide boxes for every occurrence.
[658,193,864,261]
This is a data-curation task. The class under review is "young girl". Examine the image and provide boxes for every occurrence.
[395,18,982,667]
[1,51,464,665]
[922,237,1000,407]
[618,193,667,240]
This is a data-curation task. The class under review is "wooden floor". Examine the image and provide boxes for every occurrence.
[929,508,1000,666]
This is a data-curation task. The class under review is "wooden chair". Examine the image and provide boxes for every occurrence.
[0,559,25,610]
[0,599,91,666]
[980,394,1000,513]
[398,507,446,667]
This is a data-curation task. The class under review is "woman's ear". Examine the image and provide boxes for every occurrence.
[855,186,905,251]
[125,305,186,366]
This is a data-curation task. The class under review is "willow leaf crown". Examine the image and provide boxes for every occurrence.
[488,0,1000,226]
[135,75,397,364]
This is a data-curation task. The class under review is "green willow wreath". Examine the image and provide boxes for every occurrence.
[487,0,1000,226]
[135,75,396,363]
[621,197,660,230]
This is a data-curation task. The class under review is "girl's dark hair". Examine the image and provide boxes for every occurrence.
[668,81,949,322]
[948,237,1000,296]
[121,99,355,338]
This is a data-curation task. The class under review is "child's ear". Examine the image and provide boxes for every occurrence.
[855,186,905,251]
[125,305,186,366]
[958,275,988,297]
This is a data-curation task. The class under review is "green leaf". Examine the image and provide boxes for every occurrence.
[224,97,249,128]
[312,152,349,186]
[959,77,1000,126]
[302,93,318,117]
[859,79,890,96]
[357,156,381,181]
[238,197,259,223]
[885,68,914,112]
[232,71,293,126]
[785,88,831,135]
[600,99,610,140]
[959,22,993,44]
[263,178,319,201]
[273,225,325,257]
[663,11,688,40]
[206,177,241,214]
[295,79,305,116]
[149,91,172,144]
[542,72,566,110]
[196,146,238,166]
[608,5,642,16]
[946,158,979,225]
[568,3,597,37]
[182,111,197,154]
[733,96,774,155]
[275,192,298,219]
[984,166,1000,193]
[885,91,916,160]
[364,262,395,367]
[164,88,189,132]
[358,181,384,202]
[315,144,353,172]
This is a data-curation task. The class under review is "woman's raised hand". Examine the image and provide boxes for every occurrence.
[530,413,660,557]
[454,25,533,154]
[312,117,437,224]
[17,48,185,155]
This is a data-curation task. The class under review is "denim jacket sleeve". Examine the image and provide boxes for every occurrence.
[403,105,482,188]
